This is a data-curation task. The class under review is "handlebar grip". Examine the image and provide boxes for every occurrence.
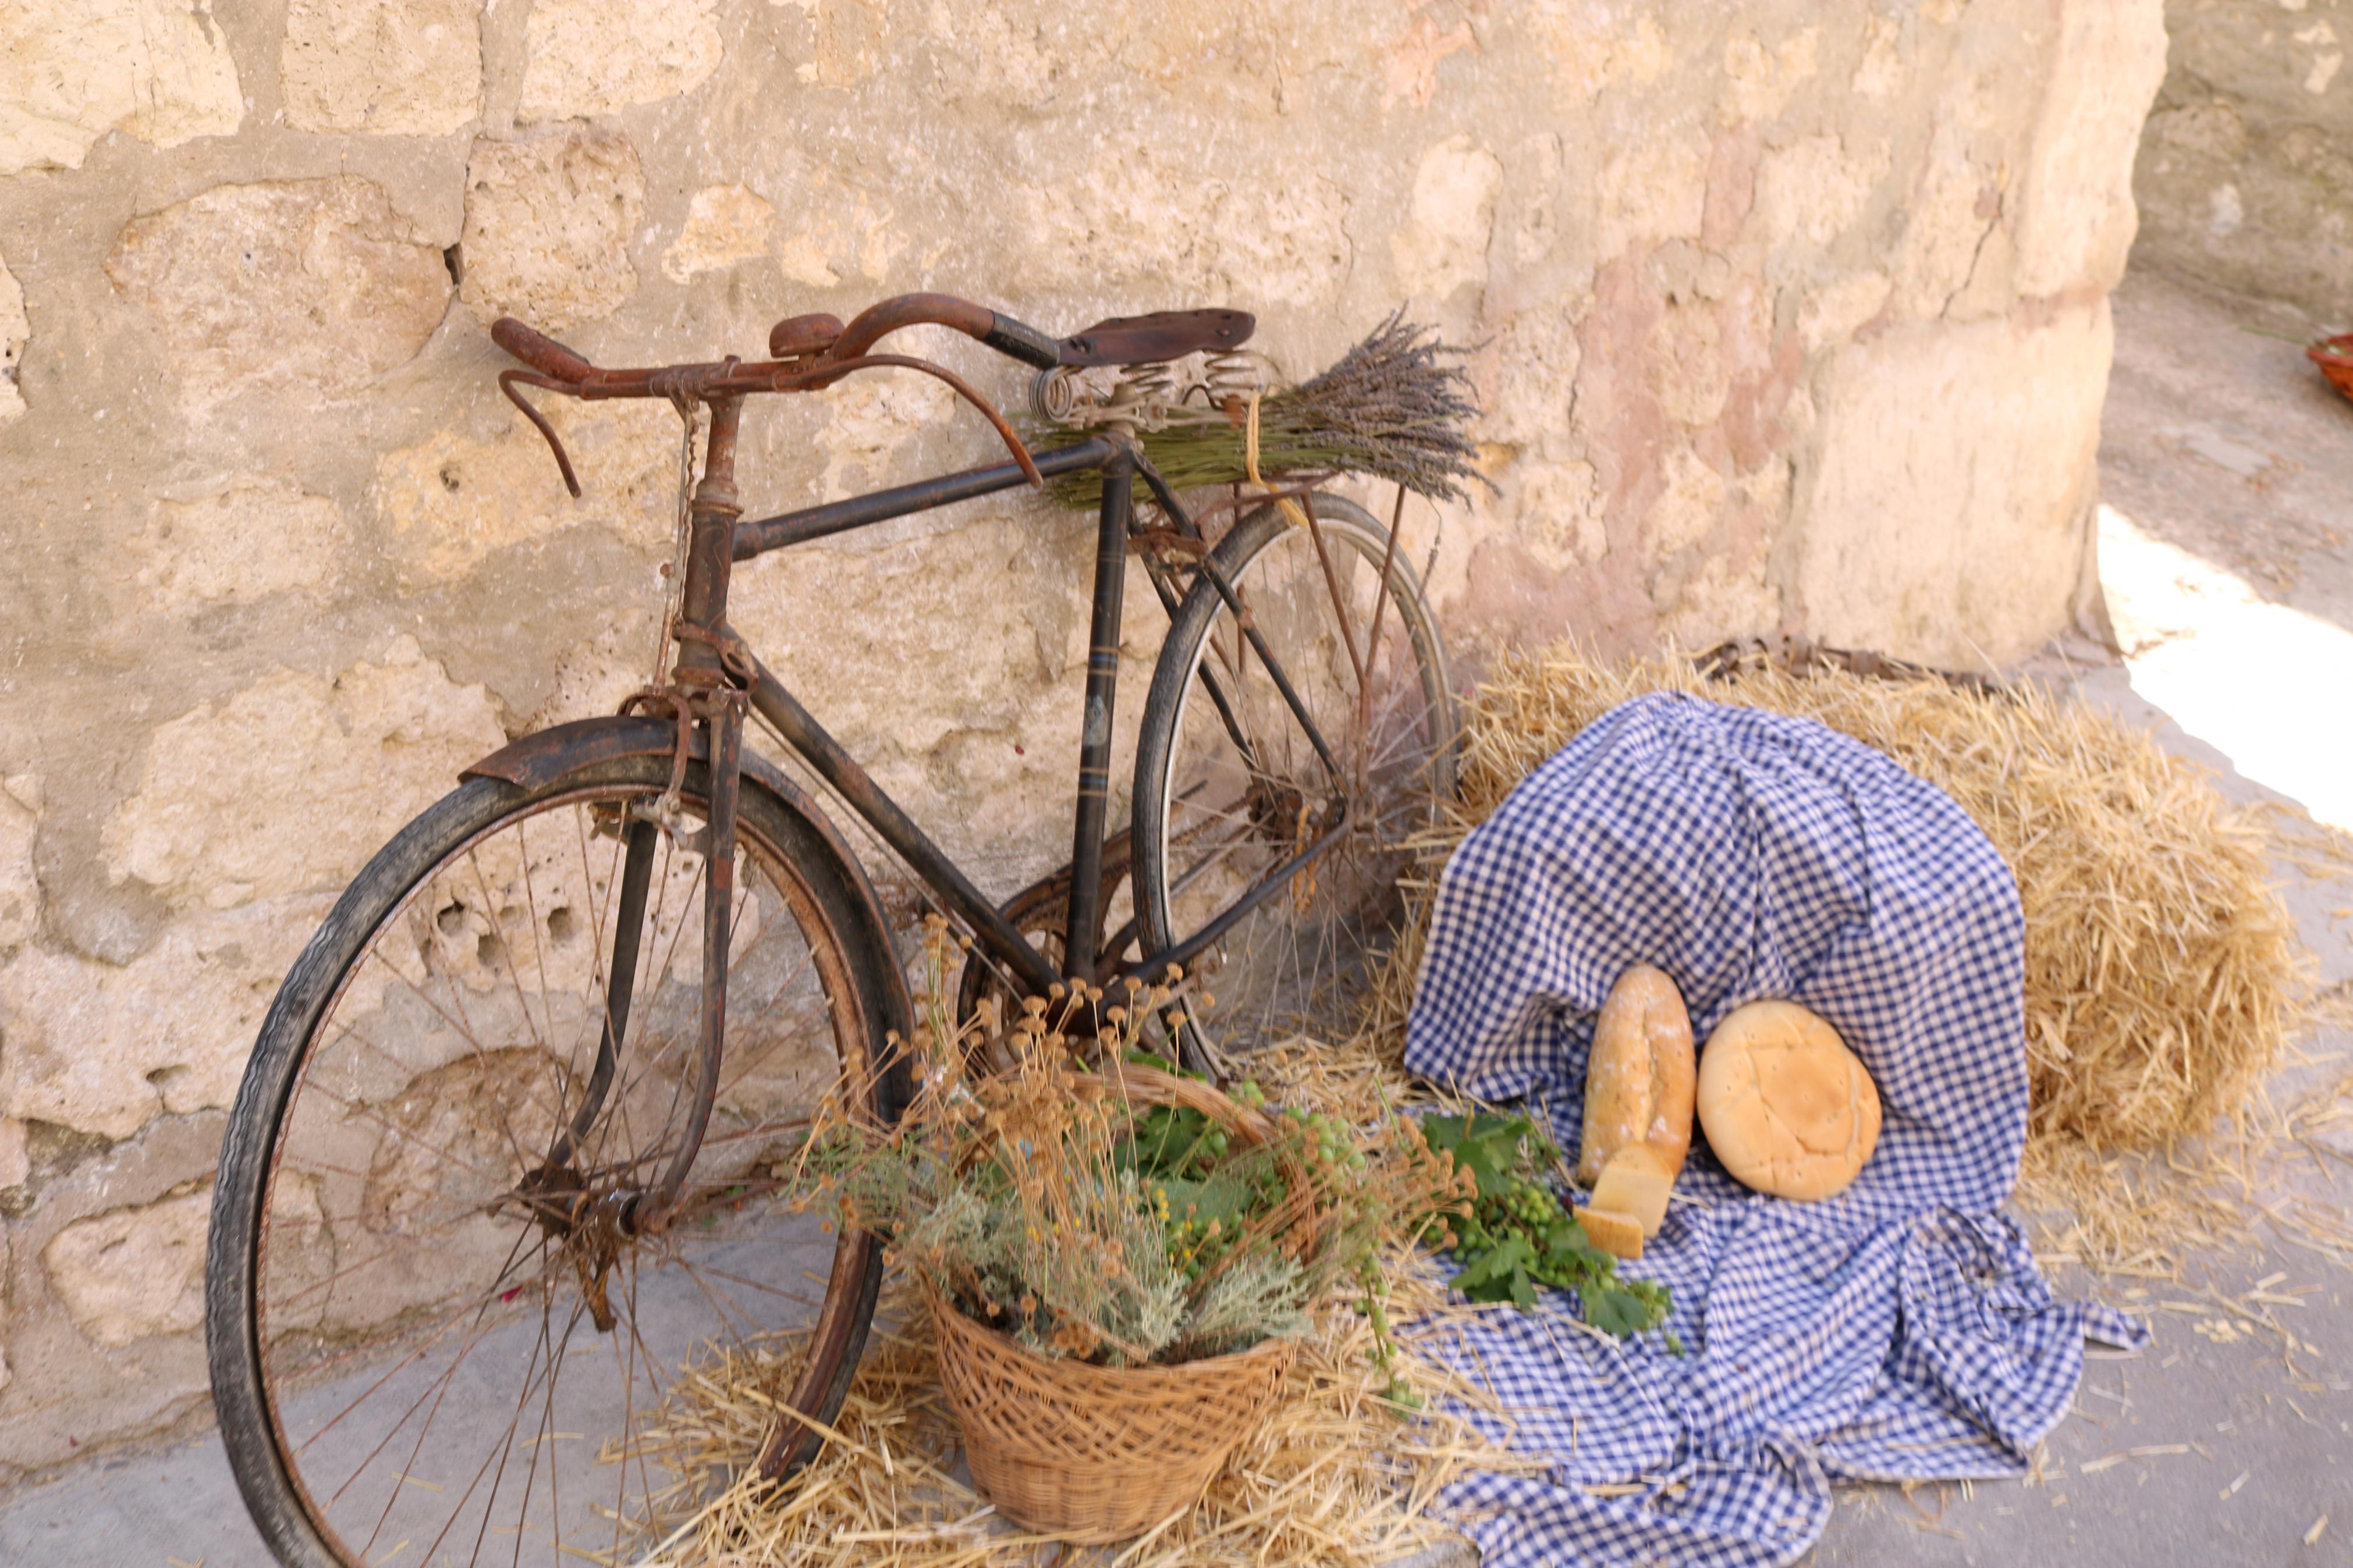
[982,311,1065,370]
[491,317,594,382]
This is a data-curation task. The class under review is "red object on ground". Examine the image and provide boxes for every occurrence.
[2309,332,2353,400]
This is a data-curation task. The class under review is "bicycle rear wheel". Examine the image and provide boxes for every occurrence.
[207,755,908,1568]
[1132,494,1457,1067]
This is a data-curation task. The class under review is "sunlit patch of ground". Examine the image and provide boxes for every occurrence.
[2099,503,2353,833]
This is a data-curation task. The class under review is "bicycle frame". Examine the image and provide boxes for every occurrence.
[487,297,1365,1227]
[709,422,1357,1007]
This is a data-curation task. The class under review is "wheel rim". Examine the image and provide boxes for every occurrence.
[1148,504,1454,1058]
[252,780,874,1566]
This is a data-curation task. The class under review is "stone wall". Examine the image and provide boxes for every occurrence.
[2133,0,2353,319]
[0,0,2162,1477]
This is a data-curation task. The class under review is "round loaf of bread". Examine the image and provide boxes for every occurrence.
[1576,963,1695,1186]
[1695,1001,1880,1201]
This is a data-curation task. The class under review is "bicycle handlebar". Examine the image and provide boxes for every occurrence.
[813,292,1064,369]
[489,293,1064,395]
[489,317,597,382]
[489,293,1058,495]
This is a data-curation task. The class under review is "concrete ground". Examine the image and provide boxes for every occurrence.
[4,266,2351,1566]
[1809,266,2353,1567]
[1807,666,2353,1568]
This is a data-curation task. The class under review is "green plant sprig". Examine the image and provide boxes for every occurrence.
[1420,1112,1673,1338]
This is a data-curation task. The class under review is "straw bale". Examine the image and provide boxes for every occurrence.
[1372,645,2303,1150]
[1361,644,2327,1268]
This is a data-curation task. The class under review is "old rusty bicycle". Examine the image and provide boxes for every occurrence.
[205,294,1458,1567]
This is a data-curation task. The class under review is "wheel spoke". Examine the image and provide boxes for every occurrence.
[233,775,884,1565]
[1140,499,1455,1062]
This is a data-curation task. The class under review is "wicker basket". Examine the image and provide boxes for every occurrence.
[924,1064,1318,1541]
[2309,333,2353,401]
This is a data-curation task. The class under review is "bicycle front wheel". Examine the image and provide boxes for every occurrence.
[1133,494,1457,1065]
[207,755,908,1568]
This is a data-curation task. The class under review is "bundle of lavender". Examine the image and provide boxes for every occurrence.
[1038,311,1492,510]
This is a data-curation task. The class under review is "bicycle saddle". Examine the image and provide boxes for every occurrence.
[1058,308,1255,367]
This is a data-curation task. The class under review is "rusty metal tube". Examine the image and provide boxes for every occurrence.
[732,437,1118,559]
[737,652,1067,999]
[1062,446,1134,983]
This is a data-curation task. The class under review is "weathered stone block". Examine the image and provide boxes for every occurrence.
[458,129,646,329]
[1017,139,1351,308]
[1391,137,1503,305]
[771,157,900,288]
[101,637,507,912]
[2131,0,2353,317]
[1526,8,1671,104]
[810,368,957,503]
[1596,135,1708,261]
[0,789,35,950]
[0,0,242,175]
[1751,134,1886,252]
[281,0,484,136]
[0,250,24,422]
[519,0,724,122]
[922,2,1059,107]
[2012,0,2169,296]
[105,178,452,400]
[663,184,776,282]
[1887,74,2008,322]
[1642,446,1729,566]
[0,900,323,1138]
[1798,271,1891,351]
[42,1187,208,1348]
[525,609,662,733]
[373,399,676,581]
[1721,26,1820,126]
[1791,303,2111,667]
[132,481,348,611]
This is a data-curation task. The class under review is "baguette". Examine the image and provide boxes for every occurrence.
[1575,963,1696,1186]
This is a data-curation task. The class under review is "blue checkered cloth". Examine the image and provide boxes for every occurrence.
[1403,694,2146,1567]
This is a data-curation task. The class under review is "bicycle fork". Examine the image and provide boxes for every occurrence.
[531,397,750,1302]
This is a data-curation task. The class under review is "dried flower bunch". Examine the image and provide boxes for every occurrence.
[1039,310,1494,509]
[792,919,1467,1374]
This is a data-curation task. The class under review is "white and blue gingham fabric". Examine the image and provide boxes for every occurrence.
[1403,694,2146,1567]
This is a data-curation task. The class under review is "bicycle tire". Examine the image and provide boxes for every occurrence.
[207,755,909,1568]
[1131,495,1457,1069]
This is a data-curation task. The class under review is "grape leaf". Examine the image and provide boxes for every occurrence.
[1580,1280,1656,1338]
[1548,1217,1615,1272]
[1451,1232,1534,1302]
[1420,1111,1536,1201]
[1422,1112,1673,1341]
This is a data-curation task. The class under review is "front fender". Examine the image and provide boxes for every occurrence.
[462,715,687,790]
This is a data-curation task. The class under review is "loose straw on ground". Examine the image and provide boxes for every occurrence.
[627,1247,1535,1567]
